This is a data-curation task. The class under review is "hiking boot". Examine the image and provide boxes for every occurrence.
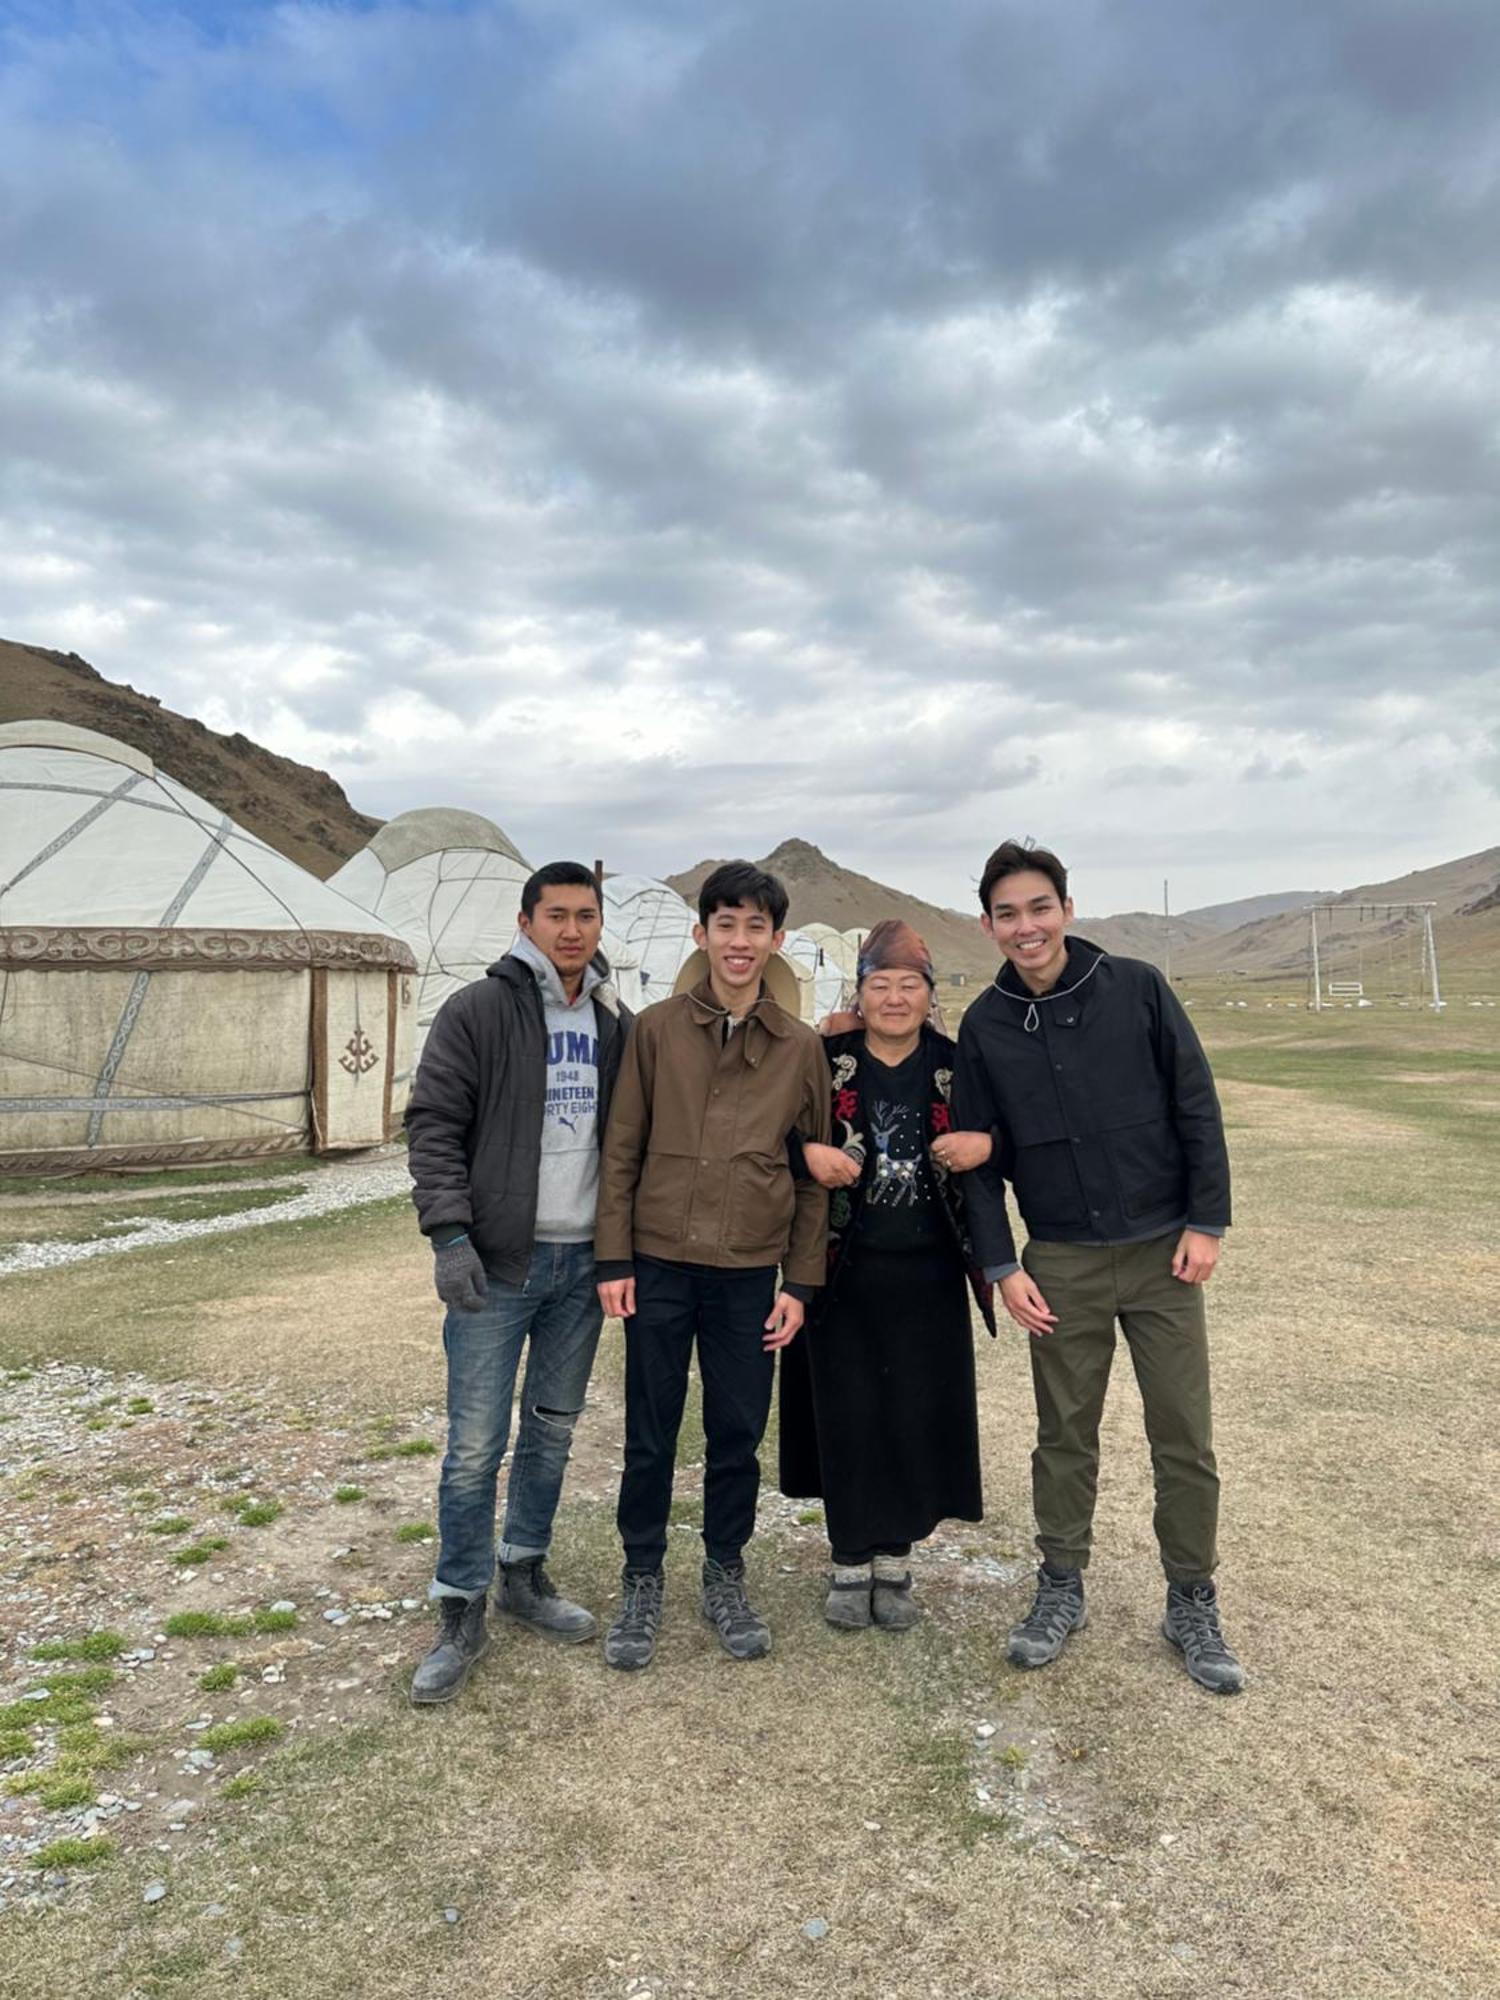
[603,1566,664,1672]
[824,1564,873,1630]
[1006,1566,1087,1669]
[871,1569,921,1632]
[1163,1581,1246,1695]
[702,1558,772,1661]
[498,1558,596,1644]
[410,1593,489,1705]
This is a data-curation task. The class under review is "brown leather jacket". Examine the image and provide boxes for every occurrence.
[594,980,831,1291]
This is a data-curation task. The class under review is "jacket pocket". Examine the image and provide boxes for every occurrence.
[1105,1118,1184,1219]
[636,1149,694,1242]
[726,1151,795,1254]
[1015,1140,1088,1228]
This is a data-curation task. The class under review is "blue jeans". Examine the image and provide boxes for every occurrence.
[432,1240,603,1602]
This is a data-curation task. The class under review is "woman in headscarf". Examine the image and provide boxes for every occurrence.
[779,920,996,1629]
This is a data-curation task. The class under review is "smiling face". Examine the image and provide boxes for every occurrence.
[693,900,783,1003]
[517,884,603,985]
[858,966,930,1041]
[981,867,1075,993]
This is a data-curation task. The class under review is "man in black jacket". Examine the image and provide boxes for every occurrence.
[404,861,630,1704]
[956,840,1245,1694]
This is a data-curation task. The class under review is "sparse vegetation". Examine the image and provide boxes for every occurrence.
[172,1537,230,1565]
[198,1663,239,1692]
[147,1515,193,1535]
[33,1837,114,1870]
[392,1439,436,1458]
[333,1485,365,1504]
[31,1630,126,1663]
[199,1716,283,1753]
[395,1522,435,1544]
[220,1771,260,1800]
[234,1499,283,1526]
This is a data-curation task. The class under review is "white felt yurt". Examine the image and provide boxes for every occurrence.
[328,808,532,1052]
[0,721,416,1174]
[798,922,861,1019]
[601,875,698,1006]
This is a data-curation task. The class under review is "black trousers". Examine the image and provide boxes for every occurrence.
[617,1256,778,1571]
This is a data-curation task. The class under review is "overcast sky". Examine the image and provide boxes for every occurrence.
[2,1,1498,914]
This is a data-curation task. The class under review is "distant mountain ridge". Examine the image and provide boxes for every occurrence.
[0,637,377,878]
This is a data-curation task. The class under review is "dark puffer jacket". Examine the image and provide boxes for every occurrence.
[406,953,629,1283]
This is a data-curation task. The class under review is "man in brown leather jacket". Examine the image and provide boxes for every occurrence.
[595,861,830,1670]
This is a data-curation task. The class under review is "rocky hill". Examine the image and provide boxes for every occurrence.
[0,638,377,879]
[667,839,998,982]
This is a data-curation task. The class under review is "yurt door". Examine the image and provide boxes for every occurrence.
[310,967,398,1150]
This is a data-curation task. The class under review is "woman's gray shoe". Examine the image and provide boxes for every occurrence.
[603,1566,664,1671]
[702,1559,771,1660]
[824,1567,873,1629]
[1163,1581,1246,1695]
[1006,1567,1087,1669]
[872,1571,921,1631]
[410,1594,489,1705]
[498,1558,596,1644]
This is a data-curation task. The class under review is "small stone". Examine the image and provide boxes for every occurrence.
[444,1907,460,1924]
[225,1937,243,1960]
[204,1902,227,1917]
[1159,1833,1177,1847]
[143,1880,167,1905]
[400,1598,420,1612]
[802,1918,830,1941]
[269,1600,296,1614]
[974,1723,996,1740]
[862,1820,882,1831]
[1170,1943,1196,1962]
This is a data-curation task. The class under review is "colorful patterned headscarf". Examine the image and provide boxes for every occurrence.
[856,918,935,989]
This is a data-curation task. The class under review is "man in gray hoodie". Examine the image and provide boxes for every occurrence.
[404,862,630,1705]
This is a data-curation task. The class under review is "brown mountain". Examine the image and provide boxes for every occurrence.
[666,839,998,983]
[0,637,377,878]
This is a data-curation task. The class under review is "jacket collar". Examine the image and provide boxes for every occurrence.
[490,944,622,1019]
[684,977,792,1038]
[993,933,1106,1006]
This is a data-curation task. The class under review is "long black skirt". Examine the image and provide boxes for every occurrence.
[778,1241,982,1554]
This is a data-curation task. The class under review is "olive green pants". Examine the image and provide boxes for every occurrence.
[1021,1232,1218,1584]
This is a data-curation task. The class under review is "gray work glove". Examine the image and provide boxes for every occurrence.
[432,1234,488,1312]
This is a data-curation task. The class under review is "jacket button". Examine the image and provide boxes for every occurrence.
[700,1159,709,1167]
[1054,1063,1063,1071]
[1071,1137,1080,1146]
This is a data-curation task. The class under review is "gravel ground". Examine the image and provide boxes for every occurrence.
[0,1158,413,1277]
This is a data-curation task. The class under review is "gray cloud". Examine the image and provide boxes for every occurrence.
[0,0,1497,912]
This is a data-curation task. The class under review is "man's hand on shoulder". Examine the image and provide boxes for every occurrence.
[598,1276,637,1320]
[433,1235,488,1312]
[1171,1229,1221,1285]
[763,1291,805,1349]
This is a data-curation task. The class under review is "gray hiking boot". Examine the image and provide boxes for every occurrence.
[824,1564,873,1629]
[603,1566,664,1672]
[410,1593,489,1706]
[498,1558,596,1644]
[1006,1566,1087,1669]
[872,1569,921,1631]
[1163,1581,1246,1695]
[702,1558,772,1661]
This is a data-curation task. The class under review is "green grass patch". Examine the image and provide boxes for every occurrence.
[395,1522,435,1544]
[33,1836,114,1869]
[172,1538,230,1566]
[31,1630,126,1663]
[36,1772,97,1810]
[198,1663,239,1692]
[125,1397,153,1415]
[29,1666,116,1696]
[333,1485,365,1504]
[164,1611,247,1639]
[219,1771,260,1800]
[0,1730,32,1761]
[391,1439,436,1458]
[199,1716,283,1753]
[234,1500,283,1527]
[0,1691,97,1731]
[253,1608,298,1634]
[147,1515,193,1535]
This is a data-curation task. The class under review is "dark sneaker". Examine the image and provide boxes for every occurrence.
[498,1558,596,1644]
[871,1570,921,1632]
[410,1593,489,1706]
[824,1567,873,1630]
[702,1558,771,1661]
[1163,1582,1246,1695]
[1006,1567,1087,1669]
[603,1566,664,1672]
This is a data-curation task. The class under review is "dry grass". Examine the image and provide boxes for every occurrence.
[2,1012,1498,1997]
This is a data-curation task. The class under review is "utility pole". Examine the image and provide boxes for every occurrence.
[1309,906,1322,1010]
[1163,879,1171,986]
[1423,907,1443,1010]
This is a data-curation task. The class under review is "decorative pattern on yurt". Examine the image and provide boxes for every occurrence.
[0,721,416,1173]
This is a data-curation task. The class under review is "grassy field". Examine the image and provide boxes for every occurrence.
[1,1008,1497,1998]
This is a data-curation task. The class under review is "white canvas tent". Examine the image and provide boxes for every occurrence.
[798,922,861,1018]
[601,875,698,1007]
[329,808,532,1052]
[0,720,416,1173]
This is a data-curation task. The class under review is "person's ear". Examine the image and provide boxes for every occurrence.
[692,922,707,949]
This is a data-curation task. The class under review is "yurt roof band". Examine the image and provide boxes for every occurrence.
[0,926,418,972]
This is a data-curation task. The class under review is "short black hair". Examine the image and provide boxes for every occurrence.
[698,860,789,930]
[978,840,1068,913]
[521,861,600,919]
